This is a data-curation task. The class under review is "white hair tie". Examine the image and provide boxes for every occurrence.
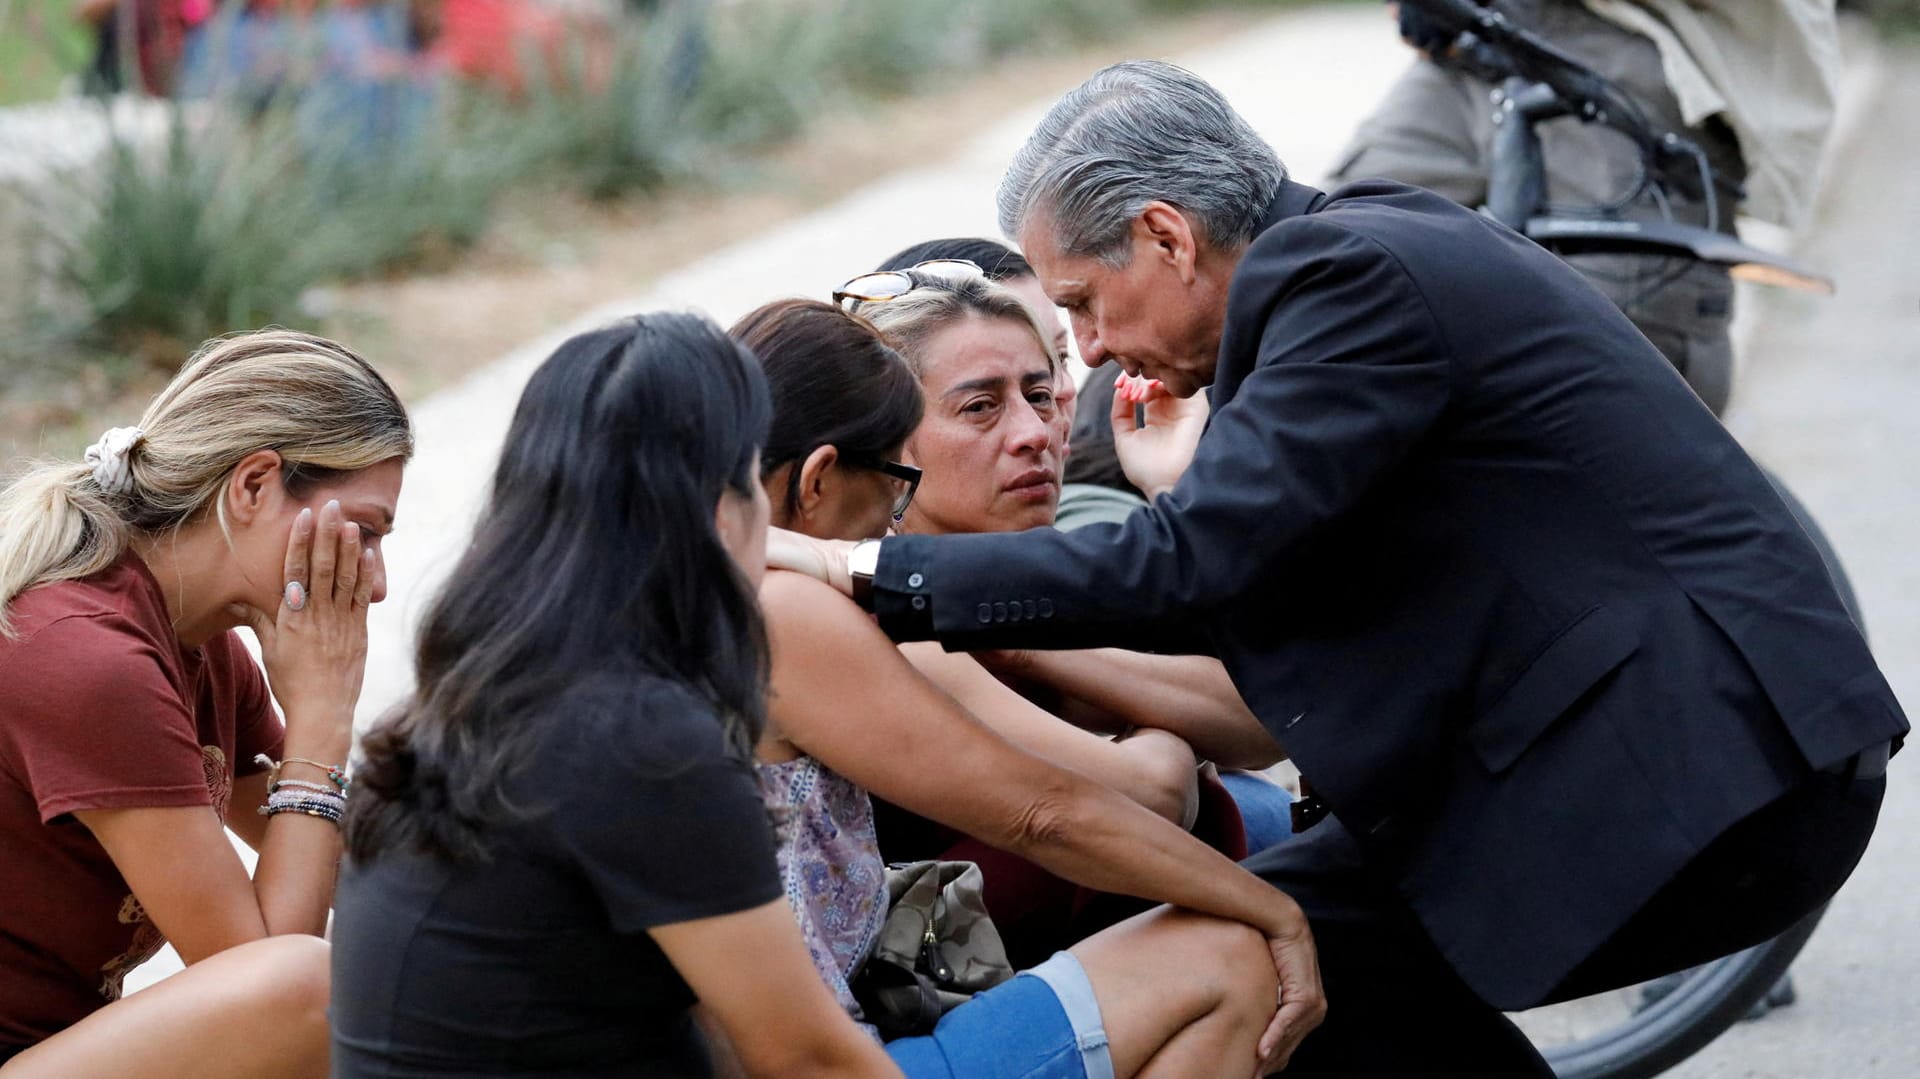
[84,426,145,497]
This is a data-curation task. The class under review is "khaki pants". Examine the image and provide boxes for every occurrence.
[1329,0,1746,415]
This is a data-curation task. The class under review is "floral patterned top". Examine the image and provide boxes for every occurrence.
[756,754,890,1032]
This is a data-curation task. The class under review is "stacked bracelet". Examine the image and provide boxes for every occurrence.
[260,785,347,827]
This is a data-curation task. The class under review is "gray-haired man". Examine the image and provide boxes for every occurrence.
[771,59,1901,1076]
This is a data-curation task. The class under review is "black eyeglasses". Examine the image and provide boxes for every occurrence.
[850,457,922,521]
[832,259,987,309]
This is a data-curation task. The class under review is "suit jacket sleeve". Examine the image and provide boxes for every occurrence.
[873,218,1456,653]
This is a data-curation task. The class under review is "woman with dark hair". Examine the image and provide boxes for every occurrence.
[737,299,927,541]
[875,237,1218,529]
[733,298,1300,1078]
[855,255,1295,854]
[738,298,1194,827]
[328,313,898,1078]
[876,239,1077,443]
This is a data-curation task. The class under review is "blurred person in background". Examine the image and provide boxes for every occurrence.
[176,0,441,150]
[1334,0,1843,416]
[1063,0,1844,488]
[77,0,205,94]
[0,329,411,1077]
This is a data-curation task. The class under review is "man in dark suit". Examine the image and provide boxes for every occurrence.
[773,60,1905,1074]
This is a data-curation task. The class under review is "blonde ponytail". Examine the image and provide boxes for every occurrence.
[0,464,132,636]
[0,329,412,637]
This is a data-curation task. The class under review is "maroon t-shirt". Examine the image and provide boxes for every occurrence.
[0,555,284,1048]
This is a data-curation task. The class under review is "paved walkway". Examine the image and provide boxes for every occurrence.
[351,2,1412,718]
[1664,36,1920,1079]
[130,8,1920,1076]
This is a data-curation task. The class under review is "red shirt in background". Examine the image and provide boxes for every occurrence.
[427,0,571,93]
[0,555,284,1050]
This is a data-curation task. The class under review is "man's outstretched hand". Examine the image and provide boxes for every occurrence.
[766,529,855,596]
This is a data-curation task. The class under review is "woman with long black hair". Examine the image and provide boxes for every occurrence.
[328,313,900,1077]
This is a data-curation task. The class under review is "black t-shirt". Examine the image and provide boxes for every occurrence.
[331,678,781,1077]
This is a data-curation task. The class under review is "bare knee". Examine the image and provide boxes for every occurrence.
[1072,910,1280,1078]
[0,935,332,1079]
[1106,908,1276,1014]
[1118,729,1200,827]
[236,935,331,1063]
[1184,914,1278,1027]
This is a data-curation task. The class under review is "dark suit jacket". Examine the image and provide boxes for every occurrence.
[869,179,1907,1008]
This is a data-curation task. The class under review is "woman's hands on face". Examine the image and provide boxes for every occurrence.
[1111,373,1210,500]
[229,499,375,738]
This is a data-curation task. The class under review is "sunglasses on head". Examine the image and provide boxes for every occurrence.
[832,259,987,309]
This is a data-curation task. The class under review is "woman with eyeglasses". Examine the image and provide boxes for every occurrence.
[730,296,1304,1078]
[860,243,1298,858]
[831,260,1292,949]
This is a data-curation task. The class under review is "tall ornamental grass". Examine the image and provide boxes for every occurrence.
[18,0,1288,368]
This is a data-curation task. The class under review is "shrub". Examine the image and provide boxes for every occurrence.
[25,0,1277,367]
[24,77,530,363]
[33,103,339,356]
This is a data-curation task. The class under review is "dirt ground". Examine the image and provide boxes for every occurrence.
[0,8,1260,471]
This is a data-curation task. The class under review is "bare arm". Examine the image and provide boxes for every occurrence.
[225,771,271,852]
[74,801,337,959]
[762,572,1301,940]
[988,648,1285,770]
[652,900,903,1079]
[899,642,1199,827]
[74,505,374,955]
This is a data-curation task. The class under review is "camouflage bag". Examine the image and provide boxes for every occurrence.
[851,860,1015,1039]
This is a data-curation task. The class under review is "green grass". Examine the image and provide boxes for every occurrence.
[0,0,93,104]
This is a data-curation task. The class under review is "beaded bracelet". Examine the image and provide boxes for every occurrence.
[269,778,339,797]
[262,800,344,825]
[265,786,345,809]
[260,785,347,826]
[255,753,350,795]
[266,798,345,821]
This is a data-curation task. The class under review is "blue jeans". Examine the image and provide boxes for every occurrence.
[1220,771,1297,854]
[886,951,1114,1079]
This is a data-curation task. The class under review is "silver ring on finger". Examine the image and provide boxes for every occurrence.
[284,581,308,612]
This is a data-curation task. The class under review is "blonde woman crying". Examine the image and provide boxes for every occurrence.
[0,330,412,1078]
